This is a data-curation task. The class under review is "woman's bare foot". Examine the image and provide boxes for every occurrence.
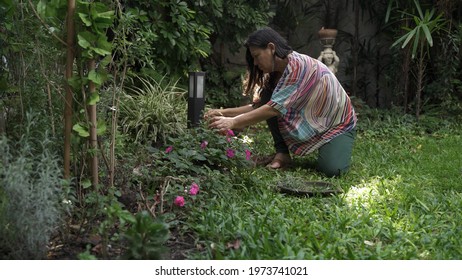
[251,154,274,167]
[267,153,292,169]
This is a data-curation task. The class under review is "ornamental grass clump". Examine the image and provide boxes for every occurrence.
[119,76,187,146]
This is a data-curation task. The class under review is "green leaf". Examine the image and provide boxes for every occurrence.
[401,29,416,48]
[78,13,92,27]
[88,70,103,85]
[93,36,112,55]
[97,121,107,136]
[36,0,47,18]
[97,10,114,18]
[73,123,90,137]
[77,32,96,49]
[67,76,82,90]
[413,0,424,19]
[81,179,92,189]
[422,25,433,46]
[412,29,420,58]
[92,47,111,56]
[88,92,100,105]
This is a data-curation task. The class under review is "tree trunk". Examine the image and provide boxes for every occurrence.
[416,46,425,121]
[87,59,99,187]
[64,0,76,179]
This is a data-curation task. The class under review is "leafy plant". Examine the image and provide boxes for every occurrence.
[119,76,187,145]
[122,211,170,260]
[129,124,254,219]
[203,64,247,108]
[149,124,253,178]
[391,0,446,120]
[0,117,64,259]
[112,0,212,77]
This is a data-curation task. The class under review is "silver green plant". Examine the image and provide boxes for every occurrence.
[0,118,63,259]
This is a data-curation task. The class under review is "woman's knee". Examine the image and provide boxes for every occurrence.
[316,163,350,177]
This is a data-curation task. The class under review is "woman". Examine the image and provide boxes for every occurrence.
[205,27,356,177]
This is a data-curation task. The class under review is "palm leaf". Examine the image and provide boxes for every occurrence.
[422,24,433,47]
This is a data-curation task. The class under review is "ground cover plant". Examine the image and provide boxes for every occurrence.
[170,111,462,260]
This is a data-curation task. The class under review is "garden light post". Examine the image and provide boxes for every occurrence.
[188,71,205,128]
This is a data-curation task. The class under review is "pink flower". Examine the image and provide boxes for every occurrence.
[226,148,235,158]
[165,146,173,153]
[189,183,200,195]
[174,196,185,207]
[227,129,235,137]
[200,141,208,150]
[245,149,252,160]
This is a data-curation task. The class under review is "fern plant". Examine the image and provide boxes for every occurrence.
[119,76,187,146]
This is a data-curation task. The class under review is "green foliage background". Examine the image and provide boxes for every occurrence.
[0,0,461,260]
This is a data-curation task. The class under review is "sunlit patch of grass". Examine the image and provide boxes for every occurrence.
[344,176,403,210]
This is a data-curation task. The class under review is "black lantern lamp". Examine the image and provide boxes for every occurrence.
[187,71,205,128]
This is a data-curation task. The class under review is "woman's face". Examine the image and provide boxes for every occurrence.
[249,45,274,73]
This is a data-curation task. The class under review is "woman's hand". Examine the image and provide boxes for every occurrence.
[204,109,224,121]
[208,116,236,134]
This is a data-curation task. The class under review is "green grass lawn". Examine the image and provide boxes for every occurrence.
[181,115,462,260]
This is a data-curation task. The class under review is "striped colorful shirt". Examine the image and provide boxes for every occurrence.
[267,51,357,155]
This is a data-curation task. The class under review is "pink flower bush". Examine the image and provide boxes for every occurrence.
[165,146,173,153]
[174,196,185,207]
[226,130,235,142]
[226,148,235,158]
[189,183,200,195]
[245,149,252,161]
[200,141,208,150]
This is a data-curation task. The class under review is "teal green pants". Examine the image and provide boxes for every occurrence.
[317,129,356,177]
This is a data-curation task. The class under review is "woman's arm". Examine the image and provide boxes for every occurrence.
[204,104,253,120]
[209,104,280,131]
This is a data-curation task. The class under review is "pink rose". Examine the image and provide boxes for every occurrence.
[226,130,235,137]
[189,183,200,195]
[174,196,185,207]
[226,149,235,158]
[165,146,173,153]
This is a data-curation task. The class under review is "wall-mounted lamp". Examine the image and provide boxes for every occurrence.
[188,71,205,128]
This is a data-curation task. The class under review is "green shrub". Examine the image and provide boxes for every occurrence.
[148,124,253,177]
[0,122,63,259]
[119,76,187,146]
[122,211,170,260]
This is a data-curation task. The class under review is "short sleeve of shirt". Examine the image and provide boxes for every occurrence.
[267,61,303,115]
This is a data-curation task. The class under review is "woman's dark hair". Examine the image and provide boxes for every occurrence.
[243,27,292,97]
